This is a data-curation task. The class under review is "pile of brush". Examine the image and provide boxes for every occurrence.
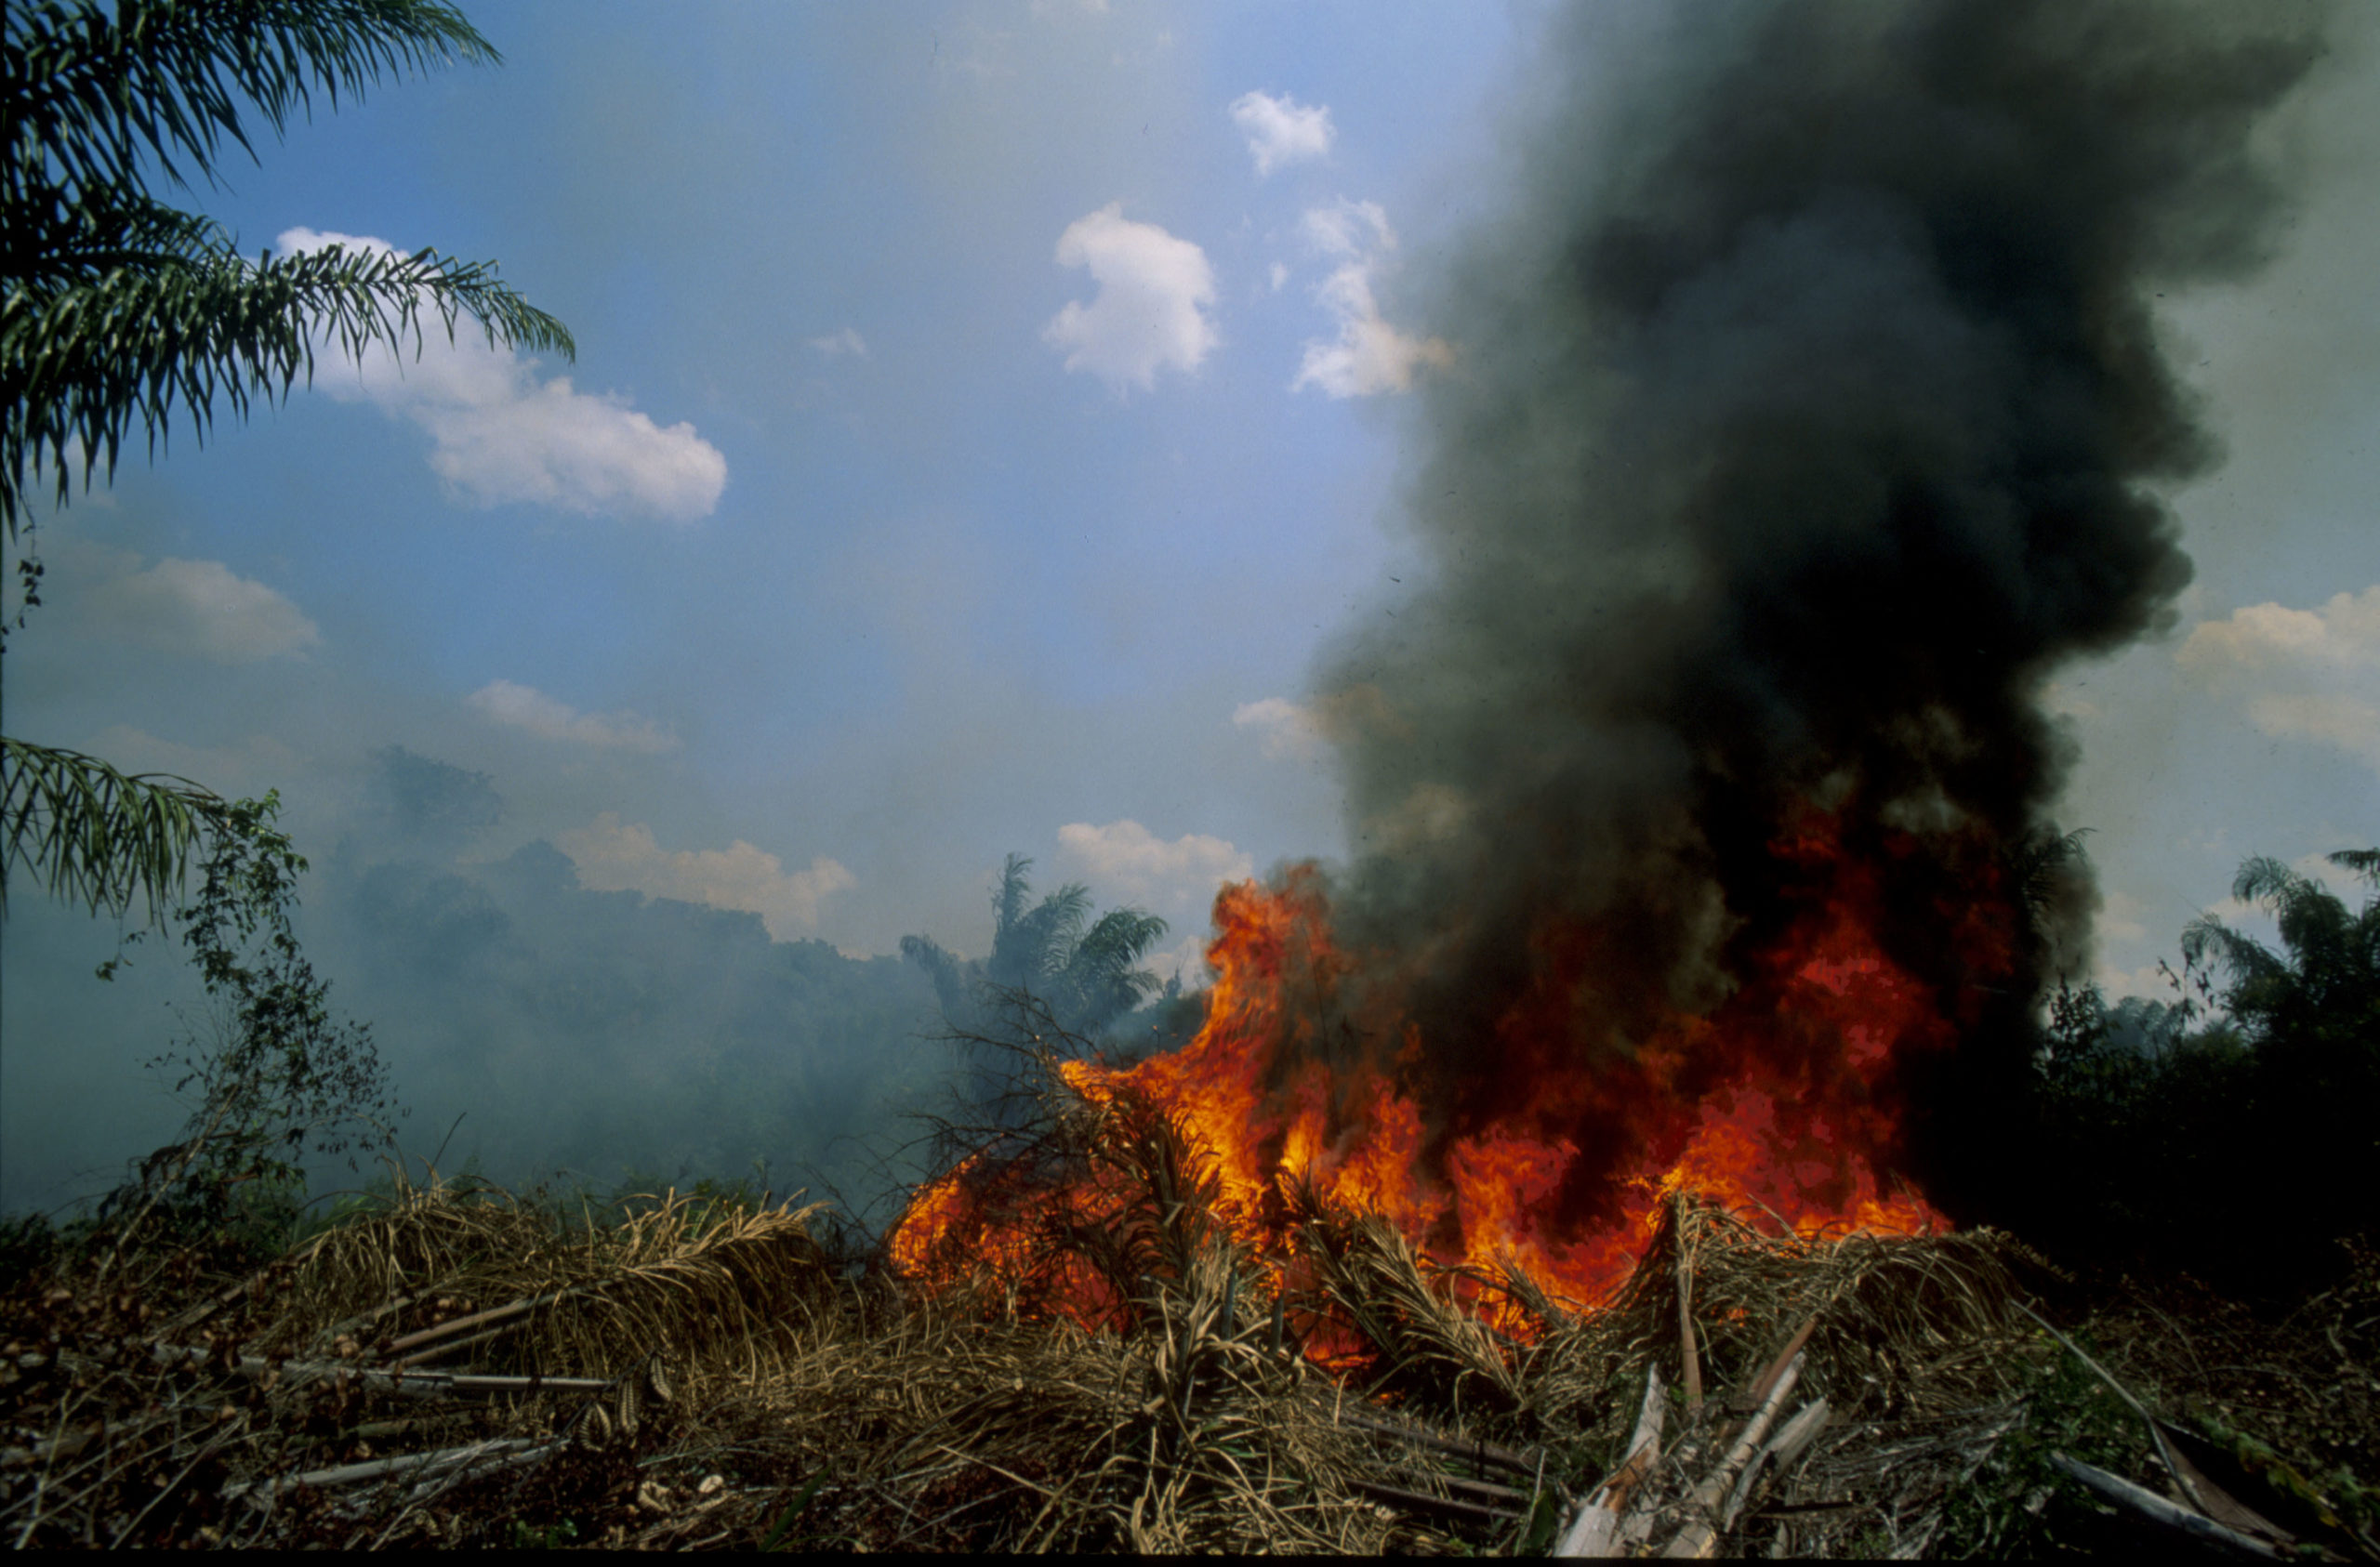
[4,1050,2372,1553]
[0,1177,833,1547]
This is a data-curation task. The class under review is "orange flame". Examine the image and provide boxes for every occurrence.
[894,816,1994,1317]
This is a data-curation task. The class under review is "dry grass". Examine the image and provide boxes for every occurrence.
[4,1087,2372,1554]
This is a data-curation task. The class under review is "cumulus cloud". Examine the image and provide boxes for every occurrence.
[809,327,868,359]
[75,547,320,663]
[1053,820,1253,917]
[277,229,727,523]
[554,812,855,941]
[1228,90,1333,177]
[1291,200,1452,399]
[1042,205,1217,392]
[2177,586,2380,770]
[467,679,678,754]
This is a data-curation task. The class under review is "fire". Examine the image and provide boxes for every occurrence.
[893,816,1990,1320]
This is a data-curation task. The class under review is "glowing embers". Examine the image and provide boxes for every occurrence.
[892,823,1965,1322]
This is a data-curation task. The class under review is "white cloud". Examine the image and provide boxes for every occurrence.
[1042,205,1217,391]
[1053,820,1253,917]
[1301,198,1390,260]
[466,679,678,754]
[1290,200,1452,399]
[1229,90,1333,177]
[2177,586,2380,770]
[277,229,727,524]
[1268,261,1289,293]
[78,549,320,664]
[809,327,868,359]
[555,812,855,941]
[1233,696,1326,761]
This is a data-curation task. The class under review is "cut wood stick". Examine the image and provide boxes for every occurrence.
[1675,1220,1703,1414]
[1350,1477,1527,1526]
[389,1323,523,1373]
[1555,1364,1669,1558]
[1737,1313,1821,1414]
[224,1438,550,1500]
[381,1290,569,1359]
[1428,1472,1536,1508]
[1335,1411,1539,1476]
[302,1291,432,1356]
[1659,1350,1804,1560]
[147,1342,610,1399]
[1720,1397,1830,1533]
[2046,1453,2288,1561]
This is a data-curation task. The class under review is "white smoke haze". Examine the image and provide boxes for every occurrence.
[275,228,728,523]
[556,812,857,940]
[466,678,679,754]
[1042,205,1218,391]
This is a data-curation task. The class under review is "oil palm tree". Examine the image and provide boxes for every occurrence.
[903,854,1170,1042]
[2180,849,2379,1054]
[3,0,571,925]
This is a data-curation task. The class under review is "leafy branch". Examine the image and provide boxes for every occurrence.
[0,735,227,928]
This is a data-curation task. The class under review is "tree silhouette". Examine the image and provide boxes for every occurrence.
[902,853,1169,1043]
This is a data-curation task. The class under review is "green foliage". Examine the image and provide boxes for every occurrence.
[0,734,225,927]
[2010,848,2379,1293]
[3,0,572,534]
[138,790,397,1212]
[1937,1339,2152,1558]
[507,1519,581,1549]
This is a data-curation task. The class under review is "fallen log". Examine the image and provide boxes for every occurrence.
[2046,1452,2290,1561]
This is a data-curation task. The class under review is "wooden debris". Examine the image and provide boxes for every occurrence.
[1721,1396,1829,1532]
[2047,1452,2291,1561]
[1660,1350,1805,1558]
[1334,1409,1540,1477]
[1556,1363,1667,1558]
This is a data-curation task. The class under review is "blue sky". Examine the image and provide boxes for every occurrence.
[5,0,2375,1204]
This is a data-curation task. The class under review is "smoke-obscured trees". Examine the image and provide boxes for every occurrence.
[901,853,1170,1045]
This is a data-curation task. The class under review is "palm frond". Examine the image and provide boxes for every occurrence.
[6,237,573,530]
[5,0,497,200]
[2329,848,2380,886]
[0,735,226,926]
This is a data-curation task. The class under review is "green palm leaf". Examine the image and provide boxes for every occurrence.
[3,0,575,932]
[3,0,574,535]
[0,736,226,927]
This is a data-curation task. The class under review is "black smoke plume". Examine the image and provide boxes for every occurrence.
[1313,0,2327,1218]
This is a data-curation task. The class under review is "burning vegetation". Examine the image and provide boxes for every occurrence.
[3,0,2373,1553]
